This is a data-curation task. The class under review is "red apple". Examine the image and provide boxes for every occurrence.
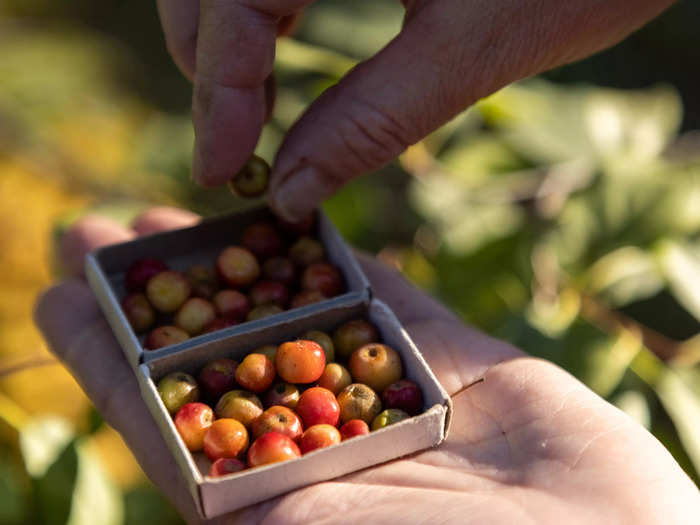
[290,290,325,309]
[247,432,301,467]
[174,402,213,452]
[213,289,250,320]
[174,297,216,335]
[241,222,284,259]
[288,237,325,267]
[249,281,290,308]
[333,319,379,360]
[349,343,403,394]
[216,246,260,288]
[146,270,191,313]
[301,262,343,297]
[145,325,190,350]
[250,406,303,441]
[235,354,276,393]
[122,292,155,333]
[208,457,246,477]
[382,379,424,416]
[275,340,326,384]
[336,383,382,425]
[125,257,168,292]
[198,358,238,400]
[317,363,352,395]
[295,387,340,427]
[339,419,370,440]
[203,317,240,334]
[262,256,296,286]
[264,382,300,409]
[203,418,249,460]
[298,424,341,454]
[215,390,263,427]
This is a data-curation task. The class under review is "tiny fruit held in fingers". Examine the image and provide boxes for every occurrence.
[122,292,155,333]
[264,382,300,409]
[275,340,326,384]
[299,424,341,454]
[301,262,343,297]
[209,457,246,477]
[318,363,352,395]
[247,432,301,467]
[146,270,191,313]
[203,418,249,460]
[174,297,216,335]
[216,246,260,288]
[336,383,382,425]
[349,343,403,394]
[216,390,264,427]
[295,387,340,427]
[235,354,276,393]
[371,409,410,430]
[198,358,238,400]
[250,406,303,441]
[333,319,379,360]
[382,379,424,416]
[228,155,270,198]
[145,325,190,350]
[125,257,168,292]
[157,372,200,415]
[339,419,370,440]
[174,402,214,452]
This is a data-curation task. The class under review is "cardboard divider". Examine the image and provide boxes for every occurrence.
[138,298,452,518]
[86,206,371,370]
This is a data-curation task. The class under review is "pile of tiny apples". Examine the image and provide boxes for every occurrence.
[156,318,425,477]
[120,213,347,349]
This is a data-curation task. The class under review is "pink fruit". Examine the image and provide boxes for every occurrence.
[382,379,424,416]
[145,325,190,350]
[298,424,341,454]
[198,358,238,400]
[174,402,214,452]
[209,457,246,477]
[247,432,300,467]
[301,262,344,297]
[250,406,303,441]
[262,256,296,286]
[241,222,284,259]
[249,281,290,308]
[213,289,250,320]
[295,387,340,428]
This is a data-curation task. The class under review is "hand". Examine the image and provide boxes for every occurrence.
[156,0,675,221]
[36,207,699,524]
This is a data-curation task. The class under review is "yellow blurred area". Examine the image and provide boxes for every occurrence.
[0,158,145,487]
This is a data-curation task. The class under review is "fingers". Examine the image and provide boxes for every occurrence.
[357,253,522,394]
[156,0,200,80]
[130,207,200,236]
[191,0,314,187]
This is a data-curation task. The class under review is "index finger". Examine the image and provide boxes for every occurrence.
[191,0,312,186]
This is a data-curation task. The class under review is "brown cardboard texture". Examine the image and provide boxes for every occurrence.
[138,298,452,518]
[85,206,371,370]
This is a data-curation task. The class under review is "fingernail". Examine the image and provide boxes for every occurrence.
[270,167,329,222]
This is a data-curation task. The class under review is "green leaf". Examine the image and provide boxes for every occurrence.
[0,451,28,524]
[19,417,73,479]
[658,240,700,321]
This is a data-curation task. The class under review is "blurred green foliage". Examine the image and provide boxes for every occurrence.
[0,1,698,524]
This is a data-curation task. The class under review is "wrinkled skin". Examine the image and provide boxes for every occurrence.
[156,0,676,221]
[37,207,699,524]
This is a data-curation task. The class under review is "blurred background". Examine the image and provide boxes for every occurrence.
[1,1,699,523]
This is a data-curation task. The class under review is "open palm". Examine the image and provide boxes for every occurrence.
[36,208,699,524]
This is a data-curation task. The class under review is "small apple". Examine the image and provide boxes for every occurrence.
[185,264,219,299]
[290,290,325,309]
[157,372,200,414]
[125,257,168,292]
[317,363,352,395]
[288,237,325,267]
[301,330,334,362]
[208,457,246,477]
[241,222,284,259]
[295,387,340,427]
[254,344,278,363]
[249,281,290,308]
[277,213,315,236]
[339,419,370,440]
[246,304,283,321]
[146,270,191,313]
[202,317,239,334]
[228,155,270,198]
[174,402,214,452]
[213,289,250,320]
[174,297,217,335]
[301,262,343,297]
[235,354,276,393]
[333,319,379,360]
[371,408,410,430]
[264,382,300,409]
[247,432,301,467]
[275,340,326,384]
[298,424,341,454]
[349,343,403,394]
[336,383,382,425]
[145,325,190,350]
[250,406,303,441]
[382,379,424,416]
[216,246,260,288]
[262,256,296,286]
[198,358,238,400]
[203,418,249,461]
[122,292,155,333]
[215,390,263,427]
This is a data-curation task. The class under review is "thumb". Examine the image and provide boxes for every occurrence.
[268,0,675,221]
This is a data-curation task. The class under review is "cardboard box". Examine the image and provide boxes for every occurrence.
[85,205,451,518]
